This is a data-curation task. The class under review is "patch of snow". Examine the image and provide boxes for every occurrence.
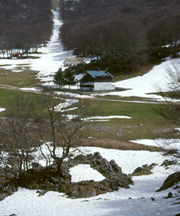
[0,108,6,112]
[54,99,79,112]
[86,115,132,120]
[63,115,131,121]
[1,147,179,216]
[54,91,95,99]
[97,58,180,100]
[70,164,105,182]
[75,147,170,175]
[19,87,40,92]
[130,138,180,150]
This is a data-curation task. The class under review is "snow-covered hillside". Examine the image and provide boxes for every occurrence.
[0,11,180,216]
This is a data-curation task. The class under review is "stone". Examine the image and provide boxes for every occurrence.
[50,177,60,184]
[133,167,143,173]
[168,192,173,198]
[161,159,177,167]
[151,197,155,201]
[157,172,180,192]
[110,160,122,174]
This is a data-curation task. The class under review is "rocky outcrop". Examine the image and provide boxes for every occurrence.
[0,152,133,199]
[157,172,180,192]
[131,163,157,176]
[65,152,133,198]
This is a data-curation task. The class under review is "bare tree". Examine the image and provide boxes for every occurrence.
[154,59,180,127]
[0,95,39,178]
[35,93,97,176]
[0,93,97,178]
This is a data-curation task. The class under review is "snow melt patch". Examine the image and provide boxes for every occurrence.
[130,138,180,150]
[70,164,105,182]
[0,108,6,112]
[86,115,131,120]
[0,147,179,216]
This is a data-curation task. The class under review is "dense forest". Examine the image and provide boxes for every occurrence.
[59,0,180,73]
[0,0,53,57]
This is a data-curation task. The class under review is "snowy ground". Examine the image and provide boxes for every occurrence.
[0,146,179,216]
[0,10,180,216]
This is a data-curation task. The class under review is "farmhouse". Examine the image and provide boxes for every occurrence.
[79,70,115,91]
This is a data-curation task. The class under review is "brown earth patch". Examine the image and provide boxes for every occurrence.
[79,138,163,151]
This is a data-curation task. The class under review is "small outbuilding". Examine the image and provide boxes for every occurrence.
[79,70,115,91]
[64,57,84,67]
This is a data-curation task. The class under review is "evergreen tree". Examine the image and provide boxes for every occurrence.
[54,69,65,88]
[64,68,75,89]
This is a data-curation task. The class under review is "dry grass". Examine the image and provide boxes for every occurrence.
[77,137,163,151]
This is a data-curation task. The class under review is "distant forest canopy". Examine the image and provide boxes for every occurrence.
[0,0,53,56]
[59,0,180,73]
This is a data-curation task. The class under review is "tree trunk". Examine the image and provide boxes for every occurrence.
[55,157,64,176]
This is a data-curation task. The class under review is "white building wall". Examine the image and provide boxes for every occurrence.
[80,82,94,91]
[94,82,115,91]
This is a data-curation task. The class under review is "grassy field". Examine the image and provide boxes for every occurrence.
[0,64,177,151]
[0,69,40,88]
[65,98,176,144]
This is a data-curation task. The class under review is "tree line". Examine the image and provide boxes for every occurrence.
[0,0,53,57]
[59,0,180,73]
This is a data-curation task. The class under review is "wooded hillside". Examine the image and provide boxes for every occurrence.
[59,0,180,73]
[0,0,53,54]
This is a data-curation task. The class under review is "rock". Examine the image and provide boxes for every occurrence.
[133,167,143,173]
[151,197,155,201]
[163,149,178,156]
[168,192,173,198]
[132,163,156,176]
[157,172,180,192]
[50,177,60,184]
[100,163,113,174]
[94,152,101,158]
[74,154,86,161]
[163,192,173,199]
[109,160,122,174]
[161,159,177,167]
[37,190,47,196]
[1,152,133,199]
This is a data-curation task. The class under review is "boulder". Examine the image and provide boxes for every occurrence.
[157,172,180,192]
[161,159,177,167]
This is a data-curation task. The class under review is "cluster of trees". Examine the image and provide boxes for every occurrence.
[0,0,53,57]
[0,93,95,178]
[59,0,180,72]
[54,68,76,89]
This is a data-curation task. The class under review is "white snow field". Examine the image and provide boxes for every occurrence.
[0,146,179,216]
[0,10,180,216]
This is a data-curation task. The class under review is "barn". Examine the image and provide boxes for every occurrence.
[79,70,115,91]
